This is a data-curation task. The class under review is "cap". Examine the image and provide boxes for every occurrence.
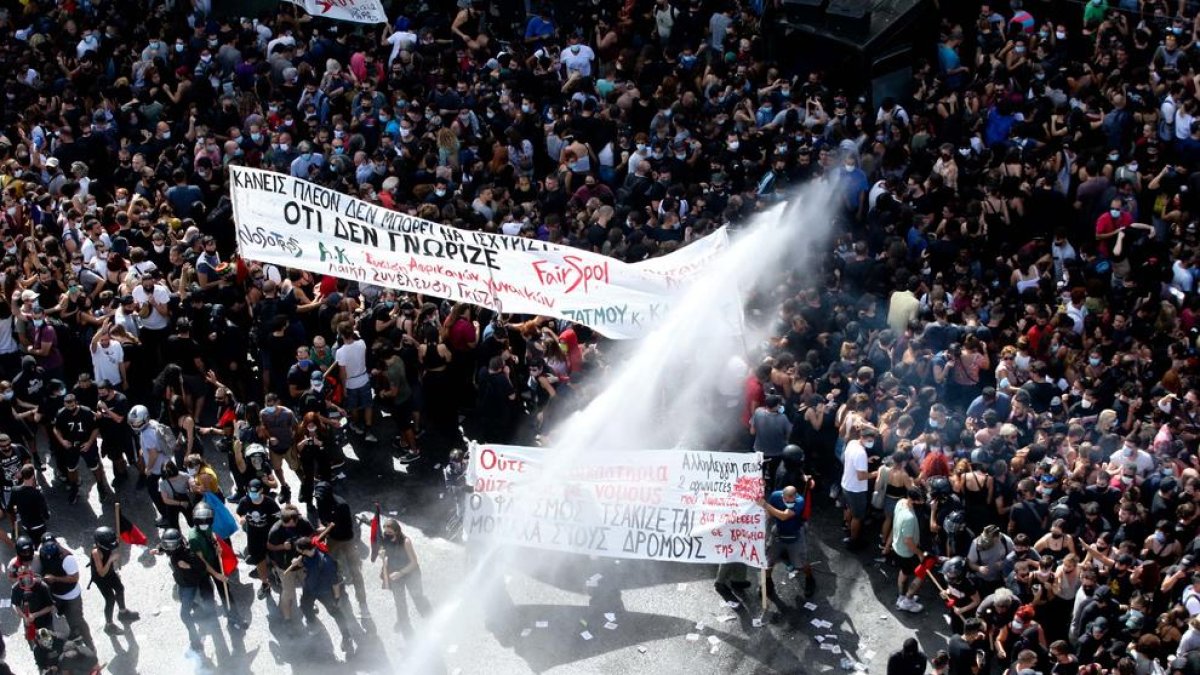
[1092,616,1109,630]
[248,478,264,490]
[46,157,59,169]
[310,370,324,382]
[1093,586,1112,601]
[120,294,135,305]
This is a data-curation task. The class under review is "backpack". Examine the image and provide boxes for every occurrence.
[148,420,179,457]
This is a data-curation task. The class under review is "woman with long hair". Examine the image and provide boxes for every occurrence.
[380,519,432,636]
[418,324,456,441]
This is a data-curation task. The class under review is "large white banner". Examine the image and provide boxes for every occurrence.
[464,444,768,568]
[229,166,730,338]
[283,0,387,24]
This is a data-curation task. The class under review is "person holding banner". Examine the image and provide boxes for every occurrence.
[757,484,817,603]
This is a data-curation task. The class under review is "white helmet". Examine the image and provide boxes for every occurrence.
[128,405,150,430]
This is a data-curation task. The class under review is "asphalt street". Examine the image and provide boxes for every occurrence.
[1,434,950,675]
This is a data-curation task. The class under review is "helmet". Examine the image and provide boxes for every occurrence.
[128,404,150,430]
[14,535,34,561]
[944,510,967,536]
[39,540,60,560]
[40,532,56,544]
[929,476,953,498]
[942,556,967,583]
[782,444,805,464]
[313,481,333,503]
[94,526,118,551]
[160,528,184,552]
[192,503,214,527]
[1049,501,1072,523]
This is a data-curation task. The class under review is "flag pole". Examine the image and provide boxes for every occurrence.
[114,502,121,546]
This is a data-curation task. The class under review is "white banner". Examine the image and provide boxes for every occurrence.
[229,166,730,338]
[283,0,387,24]
[464,444,768,568]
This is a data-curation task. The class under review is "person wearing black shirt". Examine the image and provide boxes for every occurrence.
[476,355,516,443]
[9,464,49,542]
[888,637,928,675]
[1008,479,1048,541]
[313,484,367,619]
[166,319,207,422]
[266,506,316,625]
[236,479,281,602]
[948,618,988,675]
[0,434,30,542]
[94,380,135,478]
[52,394,107,504]
[12,572,56,635]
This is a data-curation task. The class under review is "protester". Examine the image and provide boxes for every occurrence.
[0,0,1198,670]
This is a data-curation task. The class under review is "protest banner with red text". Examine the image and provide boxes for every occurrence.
[229,166,730,338]
[464,444,767,568]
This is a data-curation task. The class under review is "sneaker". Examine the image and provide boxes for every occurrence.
[364,431,378,443]
[399,450,422,465]
[103,622,123,635]
[117,609,140,622]
[279,485,292,504]
[895,595,908,610]
[348,423,364,435]
[902,597,923,613]
[257,585,270,600]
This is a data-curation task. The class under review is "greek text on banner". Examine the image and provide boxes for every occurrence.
[281,0,388,24]
[463,444,767,568]
[229,166,729,338]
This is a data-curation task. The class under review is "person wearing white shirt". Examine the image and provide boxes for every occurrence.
[130,273,170,361]
[384,29,417,66]
[1107,439,1156,479]
[90,325,126,388]
[840,426,878,548]
[561,42,595,78]
[335,324,375,441]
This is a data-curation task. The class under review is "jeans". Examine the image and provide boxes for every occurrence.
[179,581,214,622]
[301,591,352,639]
[55,595,94,651]
[390,571,432,634]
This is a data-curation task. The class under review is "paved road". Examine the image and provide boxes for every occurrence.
[2,434,950,674]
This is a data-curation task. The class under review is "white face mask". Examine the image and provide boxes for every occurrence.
[863,439,875,449]
[1014,354,1031,369]
[187,467,198,477]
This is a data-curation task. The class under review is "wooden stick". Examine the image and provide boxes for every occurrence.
[221,577,231,605]
[114,502,121,546]
[760,566,768,612]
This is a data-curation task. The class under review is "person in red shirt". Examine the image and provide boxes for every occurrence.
[741,364,771,444]
[558,325,583,374]
[1094,197,1131,257]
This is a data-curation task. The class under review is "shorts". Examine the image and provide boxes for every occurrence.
[244,536,268,565]
[768,530,809,568]
[81,444,102,471]
[843,489,868,520]
[889,550,920,576]
[343,384,373,410]
[391,398,415,428]
[182,373,207,399]
[57,445,81,473]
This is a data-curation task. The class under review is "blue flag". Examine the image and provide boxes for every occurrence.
[203,491,239,540]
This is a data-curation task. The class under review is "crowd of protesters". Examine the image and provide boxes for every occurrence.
[1,0,1200,672]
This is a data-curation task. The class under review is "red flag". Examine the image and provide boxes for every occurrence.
[217,537,237,576]
[913,555,939,580]
[118,513,148,546]
[314,537,329,554]
[369,503,382,562]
